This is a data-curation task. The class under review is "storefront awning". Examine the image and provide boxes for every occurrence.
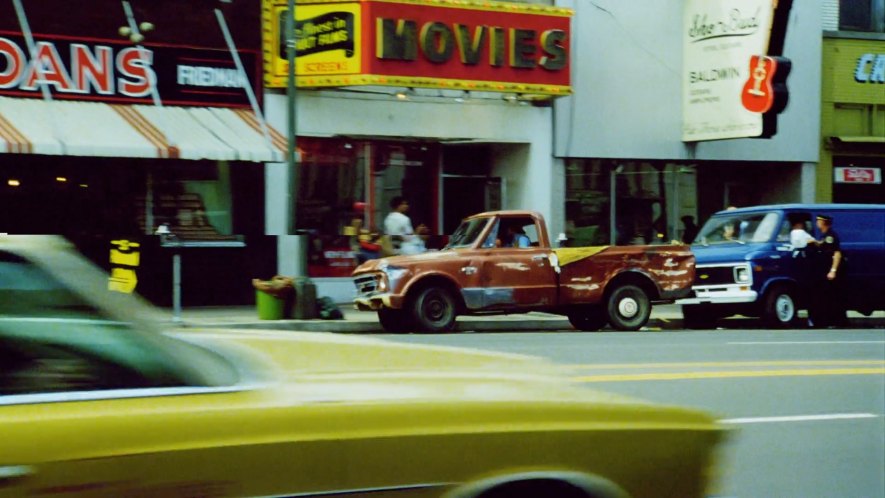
[0,97,285,162]
[830,136,885,144]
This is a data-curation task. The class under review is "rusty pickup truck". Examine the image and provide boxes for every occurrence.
[352,211,695,333]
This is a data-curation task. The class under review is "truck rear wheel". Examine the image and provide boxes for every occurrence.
[410,286,458,333]
[378,308,413,333]
[606,285,651,331]
[568,305,608,331]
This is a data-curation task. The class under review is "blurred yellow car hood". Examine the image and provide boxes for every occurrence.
[182,329,717,428]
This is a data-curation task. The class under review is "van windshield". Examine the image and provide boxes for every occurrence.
[696,212,780,246]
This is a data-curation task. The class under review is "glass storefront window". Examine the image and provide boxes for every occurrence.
[145,160,239,240]
[0,155,257,240]
[565,159,697,246]
[371,143,439,235]
[297,139,365,278]
[298,138,440,278]
[839,0,885,32]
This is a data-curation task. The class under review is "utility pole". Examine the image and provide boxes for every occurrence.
[286,0,298,237]
[285,0,316,319]
[609,165,623,245]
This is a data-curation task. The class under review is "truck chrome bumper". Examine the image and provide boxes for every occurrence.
[677,288,758,305]
[354,294,404,311]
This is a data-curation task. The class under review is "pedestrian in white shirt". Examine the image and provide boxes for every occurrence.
[790,221,816,249]
[790,219,818,265]
[383,196,425,255]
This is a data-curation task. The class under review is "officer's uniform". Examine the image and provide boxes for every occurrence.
[810,218,846,327]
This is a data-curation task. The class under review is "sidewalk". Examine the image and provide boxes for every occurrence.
[165,304,885,333]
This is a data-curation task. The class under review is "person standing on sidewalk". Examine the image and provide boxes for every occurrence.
[809,214,846,327]
[383,196,427,256]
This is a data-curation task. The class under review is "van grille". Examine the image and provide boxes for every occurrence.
[694,266,738,286]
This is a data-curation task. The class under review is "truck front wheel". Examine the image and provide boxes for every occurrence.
[411,286,458,333]
[606,285,651,331]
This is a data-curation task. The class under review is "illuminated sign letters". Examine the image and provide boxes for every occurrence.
[263,0,572,96]
[854,53,885,83]
[376,19,566,71]
[0,33,258,107]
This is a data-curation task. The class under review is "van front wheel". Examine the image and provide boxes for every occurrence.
[762,286,799,328]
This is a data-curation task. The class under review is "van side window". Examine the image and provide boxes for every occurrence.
[776,220,791,242]
[779,213,812,243]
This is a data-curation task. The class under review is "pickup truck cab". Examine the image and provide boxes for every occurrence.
[353,211,694,333]
[678,204,885,327]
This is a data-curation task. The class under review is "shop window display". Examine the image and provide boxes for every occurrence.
[565,159,693,246]
[0,155,256,241]
[298,139,439,278]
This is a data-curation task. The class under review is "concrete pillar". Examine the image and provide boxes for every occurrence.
[265,161,305,276]
[800,162,817,203]
[277,235,306,277]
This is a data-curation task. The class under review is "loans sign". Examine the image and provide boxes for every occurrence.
[262,0,572,96]
[0,31,259,107]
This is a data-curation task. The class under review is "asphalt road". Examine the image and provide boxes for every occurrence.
[381,328,885,498]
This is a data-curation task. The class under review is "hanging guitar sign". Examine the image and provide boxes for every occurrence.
[682,0,792,141]
[740,0,792,138]
[741,55,786,113]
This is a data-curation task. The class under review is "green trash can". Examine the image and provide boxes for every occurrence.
[256,290,285,320]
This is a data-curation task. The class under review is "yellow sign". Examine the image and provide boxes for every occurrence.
[263,1,362,88]
[108,239,140,294]
[109,268,139,294]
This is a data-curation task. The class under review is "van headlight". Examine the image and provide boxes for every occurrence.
[734,266,750,283]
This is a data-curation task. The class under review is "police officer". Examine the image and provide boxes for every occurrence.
[809,214,846,327]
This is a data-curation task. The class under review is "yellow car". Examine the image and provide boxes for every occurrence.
[0,236,726,498]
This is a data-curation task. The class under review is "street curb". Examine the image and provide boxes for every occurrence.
[179,318,680,333]
[178,316,884,333]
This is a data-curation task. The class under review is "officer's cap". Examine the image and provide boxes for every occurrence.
[816,214,833,222]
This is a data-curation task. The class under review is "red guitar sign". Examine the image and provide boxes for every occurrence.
[741,55,778,113]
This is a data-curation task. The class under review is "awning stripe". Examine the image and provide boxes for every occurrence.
[110,105,166,158]
[0,113,31,154]
[136,105,232,161]
[127,107,181,159]
[234,108,287,153]
[0,98,282,162]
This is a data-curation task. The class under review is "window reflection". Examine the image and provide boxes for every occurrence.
[298,139,439,277]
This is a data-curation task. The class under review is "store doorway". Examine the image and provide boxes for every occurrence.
[442,176,503,234]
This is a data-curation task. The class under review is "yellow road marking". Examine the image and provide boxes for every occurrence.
[573,368,885,382]
[569,360,885,369]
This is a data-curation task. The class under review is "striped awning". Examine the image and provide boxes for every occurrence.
[0,97,285,162]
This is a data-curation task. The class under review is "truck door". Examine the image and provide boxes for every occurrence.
[475,217,558,310]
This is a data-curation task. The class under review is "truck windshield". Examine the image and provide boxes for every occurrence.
[696,212,780,246]
[446,218,490,249]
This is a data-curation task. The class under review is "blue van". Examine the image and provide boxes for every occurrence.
[678,204,885,327]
